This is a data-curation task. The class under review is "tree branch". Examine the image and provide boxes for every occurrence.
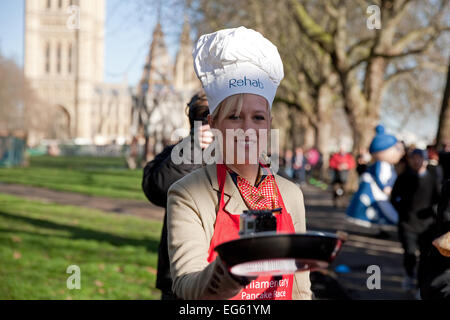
[324,1,338,18]
[347,37,375,57]
[287,0,334,53]
[349,27,446,71]
[383,66,416,88]
[382,59,448,91]
[383,31,441,58]
[384,0,413,31]
[391,26,436,54]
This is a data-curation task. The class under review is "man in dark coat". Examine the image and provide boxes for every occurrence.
[438,143,450,180]
[420,179,450,300]
[142,91,210,299]
[391,149,441,294]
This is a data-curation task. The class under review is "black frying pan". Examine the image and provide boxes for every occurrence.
[215,231,346,277]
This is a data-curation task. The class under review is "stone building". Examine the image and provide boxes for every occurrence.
[130,19,201,159]
[24,0,200,150]
[173,18,201,103]
[24,0,131,145]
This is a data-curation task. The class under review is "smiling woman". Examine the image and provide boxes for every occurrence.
[209,93,271,174]
[166,26,312,300]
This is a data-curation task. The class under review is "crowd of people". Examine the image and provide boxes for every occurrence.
[139,27,448,301]
[143,96,450,299]
[279,147,323,186]
[277,130,450,299]
[390,143,449,299]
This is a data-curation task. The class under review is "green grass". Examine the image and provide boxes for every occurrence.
[0,155,146,201]
[29,155,129,170]
[0,193,163,299]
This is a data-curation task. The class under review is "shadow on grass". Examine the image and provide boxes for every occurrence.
[0,210,159,253]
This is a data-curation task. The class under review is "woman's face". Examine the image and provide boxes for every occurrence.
[209,93,272,165]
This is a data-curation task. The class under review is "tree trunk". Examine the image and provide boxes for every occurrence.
[436,60,450,146]
[304,123,316,149]
[316,122,331,181]
[364,56,387,122]
[316,84,333,179]
[352,120,376,153]
[340,72,379,154]
[144,135,152,164]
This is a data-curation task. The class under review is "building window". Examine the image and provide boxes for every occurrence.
[56,42,61,74]
[47,0,51,9]
[45,42,50,73]
[68,44,72,74]
[58,0,62,9]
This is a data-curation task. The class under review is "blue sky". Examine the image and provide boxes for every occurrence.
[0,0,184,85]
[0,0,25,65]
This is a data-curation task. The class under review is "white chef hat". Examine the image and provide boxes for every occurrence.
[192,26,284,115]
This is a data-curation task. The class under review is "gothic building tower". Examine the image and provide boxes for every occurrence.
[24,0,130,145]
[131,19,201,159]
[173,18,201,102]
[137,21,173,95]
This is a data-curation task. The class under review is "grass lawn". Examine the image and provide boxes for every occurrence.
[0,155,146,201]
[0,193,163,299]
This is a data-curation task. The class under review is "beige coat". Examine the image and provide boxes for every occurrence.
[167,163,312,300]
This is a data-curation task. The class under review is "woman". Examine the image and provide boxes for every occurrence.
[167,27,312,300]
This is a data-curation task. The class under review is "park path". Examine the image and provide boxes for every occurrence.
[0,181,413,299]
[0,182,164,220]
[303,184,412,300]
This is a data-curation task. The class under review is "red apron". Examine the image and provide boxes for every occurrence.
[207,163,295,300]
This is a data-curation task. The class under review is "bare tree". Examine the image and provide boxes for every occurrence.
[162,0,449,163]
[287,0,450,151]
[436,58,450,146]
[0,51,51,140]
[192,0,342,172]
[0,54,27,132]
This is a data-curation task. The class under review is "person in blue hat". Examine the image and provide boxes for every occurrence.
[346,125,404,228]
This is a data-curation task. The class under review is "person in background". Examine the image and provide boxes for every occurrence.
[141,90,211,300]
[438,142,450,181]
[427,145,439,166]
[356,148,371,177]
[315,150,324,180]
[427,145,444,187]
[391,149,441,296]
[281,149,294,180]
[420,179,450,300]
[394,141,409,175]
[329,144,356,208]
[293,147,308,186]
[306,147,320,180]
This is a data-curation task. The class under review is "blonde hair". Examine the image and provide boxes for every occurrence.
[211,93,270,124]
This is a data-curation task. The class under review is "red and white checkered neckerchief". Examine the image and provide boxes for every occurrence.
[226,166,279,210]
